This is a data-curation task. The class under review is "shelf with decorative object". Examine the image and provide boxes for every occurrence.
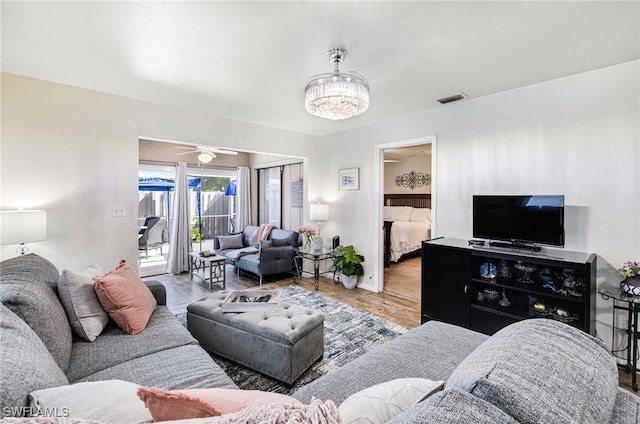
[422,238,596,336]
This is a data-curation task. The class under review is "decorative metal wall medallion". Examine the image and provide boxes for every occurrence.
[395,171,431,190]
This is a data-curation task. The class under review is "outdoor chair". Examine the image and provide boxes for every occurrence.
[139,217,167,258]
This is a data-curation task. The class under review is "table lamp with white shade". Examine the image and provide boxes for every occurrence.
[309,203,329,236]
[0,209,47,254]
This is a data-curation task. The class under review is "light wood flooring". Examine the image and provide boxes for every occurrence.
[146,265,637,396]
[148,266,421,329]
[383,256,421,301]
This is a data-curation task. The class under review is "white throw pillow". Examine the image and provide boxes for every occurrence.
[29,380,153,423]
[338,378,444,424]
[383,206,414,222]
[410,208,431,223]
[57,265,109,342]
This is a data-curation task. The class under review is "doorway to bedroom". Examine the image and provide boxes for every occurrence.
[379,138,435,301]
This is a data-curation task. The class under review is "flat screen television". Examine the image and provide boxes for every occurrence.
[473,195,564,251]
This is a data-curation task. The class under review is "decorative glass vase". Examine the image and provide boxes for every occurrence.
[303,233,313,251]
[311,236,323,253]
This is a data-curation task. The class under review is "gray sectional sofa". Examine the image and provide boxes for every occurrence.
[0,253,236,419]
[2,253,639,423]
[294,319,640,423]
[214,225,299,284]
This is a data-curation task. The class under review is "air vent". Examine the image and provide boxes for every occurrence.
[437,93,466,104]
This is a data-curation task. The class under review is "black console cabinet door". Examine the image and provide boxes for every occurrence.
[422,243,470,328]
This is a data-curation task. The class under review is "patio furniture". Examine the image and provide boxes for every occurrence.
[138,217,167,259]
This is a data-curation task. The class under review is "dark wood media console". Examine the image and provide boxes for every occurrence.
[421,238,596,335]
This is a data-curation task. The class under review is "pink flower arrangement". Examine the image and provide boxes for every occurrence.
[619,261,640,278]
[297,226,317,250]
[297,225,317,237]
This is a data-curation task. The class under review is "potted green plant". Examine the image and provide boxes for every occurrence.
[190,227,201,242]
[333,245,365,289]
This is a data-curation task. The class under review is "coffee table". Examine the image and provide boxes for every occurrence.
[188,252,226,289]
[187,291,324,384]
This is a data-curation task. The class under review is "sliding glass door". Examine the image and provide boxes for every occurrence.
[258,166,282,227]
[138,164,236,276]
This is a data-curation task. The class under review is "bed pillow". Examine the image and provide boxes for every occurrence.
[338,378,444,424]
[93,260,157,335]
[383,206,413,221]
[218,234,244,250]
[58,265,109,341]
[137,387,299,421]
[29,380,152,423]
[410,208,431,223]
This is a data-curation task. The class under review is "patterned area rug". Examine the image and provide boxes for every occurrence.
[176,284,407,394]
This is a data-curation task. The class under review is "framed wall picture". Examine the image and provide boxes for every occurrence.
[339,168,359,190]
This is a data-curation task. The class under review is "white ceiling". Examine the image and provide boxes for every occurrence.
[2,1,638,136]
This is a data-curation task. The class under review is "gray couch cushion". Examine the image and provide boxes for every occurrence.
[0,304,69,417]
[610,389,640,424]
[66,306,199,382]
[270,228,298,247]
[293,320,488,405]
[388,388,519,424]
[446,318,619,424]
[218,233,244,250]
[80,344,237,390]
[0,253,73,372]
[242,226,259,246]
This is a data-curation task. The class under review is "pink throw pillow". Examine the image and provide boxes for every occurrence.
[93,260,157,335]
[136,387,300,421]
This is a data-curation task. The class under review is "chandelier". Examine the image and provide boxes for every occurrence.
[304,48,369,120]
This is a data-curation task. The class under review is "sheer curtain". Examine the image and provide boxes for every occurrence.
[235,166,251,231]
[166,162,191,273]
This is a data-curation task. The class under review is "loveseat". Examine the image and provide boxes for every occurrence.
[293,318,640,423]
[214,225,299,284]
[0,253,236,421]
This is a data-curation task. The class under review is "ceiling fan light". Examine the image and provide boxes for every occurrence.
[198,152,213,163]
[305,48,369,121]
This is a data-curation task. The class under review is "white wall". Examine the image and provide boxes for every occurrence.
[2,62,638,345]
[0,73,316,271]
[310,61,639,345]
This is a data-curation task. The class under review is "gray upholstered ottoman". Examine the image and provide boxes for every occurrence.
[187,291,324,385]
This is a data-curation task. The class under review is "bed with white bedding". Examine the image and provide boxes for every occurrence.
[383,194,432,267]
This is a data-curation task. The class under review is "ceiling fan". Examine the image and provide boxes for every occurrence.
[175,145,238,164]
